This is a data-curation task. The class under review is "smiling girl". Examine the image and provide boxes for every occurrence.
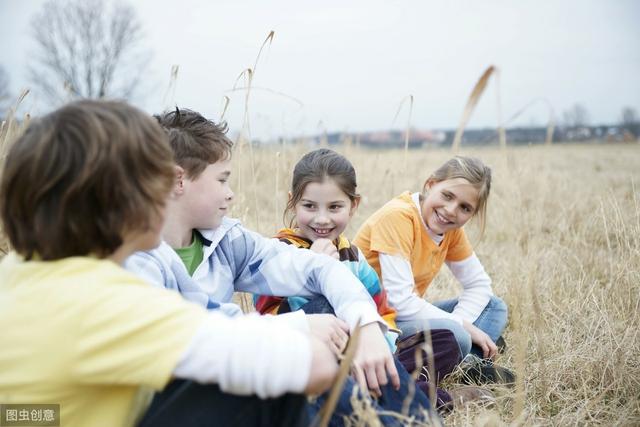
[354,156,509,366]
[255,148,400,348]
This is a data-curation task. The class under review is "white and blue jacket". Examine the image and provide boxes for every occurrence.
[125,217,384,331]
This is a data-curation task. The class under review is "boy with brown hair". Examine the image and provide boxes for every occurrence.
[126,107,404,396]
[0,100,338,427]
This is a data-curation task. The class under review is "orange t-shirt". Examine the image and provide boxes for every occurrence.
[354,192,473,297]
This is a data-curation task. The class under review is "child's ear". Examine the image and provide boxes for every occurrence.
[349,196,361,216]
[174,166,186,195]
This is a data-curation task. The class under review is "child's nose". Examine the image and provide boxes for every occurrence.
[226,188,234,201]
[443,203,455,216]
[314,213,331,224]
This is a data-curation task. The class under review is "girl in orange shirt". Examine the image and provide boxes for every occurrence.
[355,157,512,380]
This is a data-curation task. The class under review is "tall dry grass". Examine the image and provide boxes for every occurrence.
[0,91,30,255]
[1,53,637,422]
[1,96,637,424]
[229,141,640,426]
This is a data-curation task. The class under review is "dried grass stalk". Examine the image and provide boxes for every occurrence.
[313,322,362,427]
[451,66,495,152]
[0,89,31,257]
[494,68,507,149]
[391,94,414,167]
[162,65,179,109]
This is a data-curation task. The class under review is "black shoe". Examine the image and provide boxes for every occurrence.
[495,336,507,354]
[459,355,516,386]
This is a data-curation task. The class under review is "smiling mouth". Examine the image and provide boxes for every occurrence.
[311,227,334,237]
[435,210,453,225]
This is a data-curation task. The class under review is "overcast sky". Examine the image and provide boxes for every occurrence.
[2,0,639,140]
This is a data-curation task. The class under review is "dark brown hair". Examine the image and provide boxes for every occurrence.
[423,156,492,236]
[154,107,233,179]
[284,148,359,227]
[0,99,175,260]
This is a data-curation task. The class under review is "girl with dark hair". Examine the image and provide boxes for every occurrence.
[255,149,496,417]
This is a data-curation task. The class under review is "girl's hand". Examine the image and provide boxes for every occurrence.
[309,238,339,259]
[463,320,498,360]
[305,335,340,395]
[307,314,350,356]
[351,323,400,398]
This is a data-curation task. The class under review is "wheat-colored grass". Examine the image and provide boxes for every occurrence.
[0,90,31,255]
[229,141,640,426]
[451,65,496,152]
[1,88,637,425]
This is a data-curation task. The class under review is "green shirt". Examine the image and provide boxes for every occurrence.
[173,231,204,276]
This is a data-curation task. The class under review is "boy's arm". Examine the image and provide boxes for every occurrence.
[74,278,336,398]
[123,251,168,289]
[230,227,400,395]
[173,311,336,398]
[231,227,385,331]
[126,245,220,310]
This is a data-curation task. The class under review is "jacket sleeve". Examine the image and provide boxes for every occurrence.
[228,226,386,331]
[446,253,493,322]
[173,311,312,398]
[379,252,462,324]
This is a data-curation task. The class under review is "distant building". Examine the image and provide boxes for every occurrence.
[302,124,637,148]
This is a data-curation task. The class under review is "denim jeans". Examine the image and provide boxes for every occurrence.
[308,357,436,427]
[396,295,508,358]
[300,296,437,425]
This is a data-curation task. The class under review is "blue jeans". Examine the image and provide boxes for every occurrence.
[308,358,436,427]
[396,295,508,358]
[300,297,437,425]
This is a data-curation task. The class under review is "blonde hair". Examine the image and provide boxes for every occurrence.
[423,156,492,237]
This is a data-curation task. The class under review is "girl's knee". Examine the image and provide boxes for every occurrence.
[437,320,471,357]
[488,295,508,320]
[457,330,472,357]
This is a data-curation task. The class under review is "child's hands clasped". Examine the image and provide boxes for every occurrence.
[352,322,400,398]
[463,320,498,359]
[309,238,339,259]
[307,314,350,356]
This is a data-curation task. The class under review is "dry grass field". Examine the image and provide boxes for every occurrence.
[1,109,638,425]
[229,141,640,426]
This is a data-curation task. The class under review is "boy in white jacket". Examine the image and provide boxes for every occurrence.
[126,108,400,396]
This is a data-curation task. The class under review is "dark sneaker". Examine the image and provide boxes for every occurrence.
[495,336,507,354]
[459,354,516,386]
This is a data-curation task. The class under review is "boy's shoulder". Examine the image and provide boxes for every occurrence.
[125,217,253,287]
[1,252,153,298]
[196,217,243,248]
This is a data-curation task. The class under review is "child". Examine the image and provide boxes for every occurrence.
[124,108,417,406]
[256,148,495,412]
[0,100,339,427]
[354,156,514,381]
